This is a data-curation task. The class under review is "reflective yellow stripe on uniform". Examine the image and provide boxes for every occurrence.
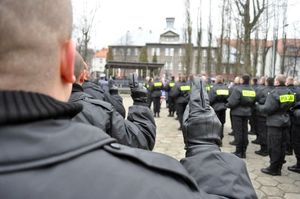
[216,89,229,96]
[180,85,191,91]
[169,82,175,87]
[242,90,256,97]
[279,94,295,103]
[154,82,162,87]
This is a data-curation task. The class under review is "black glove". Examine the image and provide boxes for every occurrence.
[131,83,148,106]
[182,77,222,148]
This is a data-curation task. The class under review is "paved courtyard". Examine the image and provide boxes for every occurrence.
[122,95,300,199]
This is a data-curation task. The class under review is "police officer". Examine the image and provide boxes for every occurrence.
[82,71,126,118]
[257,74,295,176]
[173,76,191,130]
[209,75,229,140]
[255,77,274,156]
[285,76,300,155]
[288,101,300,173]
[227,75,256,158]
[145,77,153,108]
[165,76,176,117]
[228,76,241,142]
[69,52,156,150]
[249,77,259,137]
[150,76,163,117]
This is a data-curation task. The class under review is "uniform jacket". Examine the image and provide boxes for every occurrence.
[0,91,257,199]
[255,85,274,117]
[173,81,191,104]
[226,84,256,117]
[83,80,126,118]
[257,86,295,127]
[70,84,156,150]
[209,83,229,111]
[150,80,163,98]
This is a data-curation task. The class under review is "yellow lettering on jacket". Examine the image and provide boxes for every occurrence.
[242,90,256,97]
[279,94,295,103]
[154,82,162,87]
[180,85,191,91]
[169,82,175,87]
[216,89,229,96]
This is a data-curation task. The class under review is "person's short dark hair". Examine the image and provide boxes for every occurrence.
[252,77,258,85]
[266,77,274,86]
[242,74,250,85]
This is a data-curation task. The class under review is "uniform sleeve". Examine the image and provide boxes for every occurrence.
[180,145,257,199]
[257,92,279,115]
[110,105,156,150]
[209,88,217,105]
[226,88,240,108]
[104,92,126,118]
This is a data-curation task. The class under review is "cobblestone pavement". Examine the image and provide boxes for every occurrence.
[122,95,300,199]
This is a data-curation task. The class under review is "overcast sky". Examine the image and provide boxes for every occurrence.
[72,0,300,49]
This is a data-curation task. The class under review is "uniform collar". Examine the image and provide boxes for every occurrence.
[0,91,82,125]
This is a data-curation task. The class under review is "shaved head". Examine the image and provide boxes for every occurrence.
[275,74,286,86]
[286,76,294,86]
[0,0,73,94]
[74,52,85,79]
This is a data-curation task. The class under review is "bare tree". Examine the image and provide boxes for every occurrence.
[260,0,270,76]
[225,0,233,79]
[280,0,288,74]
[206,0,213,76]
[183,0,193,76]
[252,28,260,76]
[75,0,100,62]
[196,0,203,74]
[235,0,266,74]
[216,0,226,75]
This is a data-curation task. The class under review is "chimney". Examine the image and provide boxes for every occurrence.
[166,17,175,29]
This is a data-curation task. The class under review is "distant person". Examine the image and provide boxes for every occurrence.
[209,75,229,140]
[69,52,156,150]
[227,75,256,158]
[150,76,163,117]
[165,76,176,117]
[257,75,295,176]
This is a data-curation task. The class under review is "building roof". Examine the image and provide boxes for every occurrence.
[105,61,164,70]
[95,48,108,58]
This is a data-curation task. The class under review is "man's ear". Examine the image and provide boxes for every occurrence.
[60,40,76,83]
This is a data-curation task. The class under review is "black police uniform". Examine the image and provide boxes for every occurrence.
[255,85,274,156]
[82,80,126,118]
[144,81,152,108]
[289,102,300,173]
[227,84,256,158]
[173,81,191,130]
[0,91,257,199]
[228,83,239,138]
[249,83,259,136]
[286,85,300,155]
[165,80,176,116]
[257,86,295,174]
[209,83,229,139]
[69,83,156,150]
[150,80,163,117]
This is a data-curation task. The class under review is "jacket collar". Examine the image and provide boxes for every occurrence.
[0,91,82,125]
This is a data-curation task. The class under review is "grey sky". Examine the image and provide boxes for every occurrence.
[72,0,300,49]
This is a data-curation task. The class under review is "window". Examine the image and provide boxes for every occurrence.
[127,48,131,56]
[156,48,160,56]
[178,62,182,70]
[113,49,116,56]
[179,48,182,56]
[169,62,173,70]
[135,48,138,56]
[170,48,174,56]
[165,62,169,70]
[152,48,156,56]
[165,48,170,56]
[203,50,207,57]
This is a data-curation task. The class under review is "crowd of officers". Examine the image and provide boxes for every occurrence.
[147,74,300,176]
